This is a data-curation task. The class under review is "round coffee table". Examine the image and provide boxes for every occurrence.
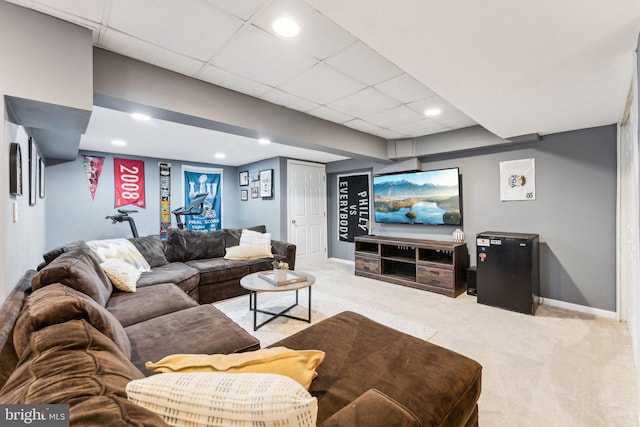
[240,271,316,331]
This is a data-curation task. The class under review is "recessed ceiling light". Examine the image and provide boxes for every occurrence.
[258,138,271,145]
[273,17,300,38]
[214,153,226,159]
[131,112,151,121]
[424,108,442,117]
[111,139,127,146]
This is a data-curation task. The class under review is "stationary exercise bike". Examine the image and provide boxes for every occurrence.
[105,209,139,238]
[172,193,209,229]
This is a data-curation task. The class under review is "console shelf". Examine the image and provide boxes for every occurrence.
[355,235,468,297]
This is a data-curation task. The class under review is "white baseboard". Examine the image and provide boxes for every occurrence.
[328,257,354,265]
[542,297,619,320]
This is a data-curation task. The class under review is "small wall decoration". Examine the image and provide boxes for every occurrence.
[114,157,146,208]
[249,169,259,182]
[82,155,105,200]
[28,138,37,206]
[159,162,172,239]
[500,158,535,201]
[38,157,45,199]
[259,169,273,198]
[241,189,248,201]
[337,172,371,242]
[239,171,249,186]
[251,186,259,199]
[9,143,22,196]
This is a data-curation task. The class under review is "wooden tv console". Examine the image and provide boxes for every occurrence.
[354,235,468,297]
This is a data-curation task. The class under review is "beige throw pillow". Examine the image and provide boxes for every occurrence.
[239,228,272,246]
[224,244,274,260]
[100,258,141,292]
[87,238,151,271]
[126,372,318,427]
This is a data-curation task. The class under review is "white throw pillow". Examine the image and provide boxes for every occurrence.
[100,258,141,292]
[239,229,272,247]
[126,372,318,427]
[224,244,274,260]
[87,238,151,271]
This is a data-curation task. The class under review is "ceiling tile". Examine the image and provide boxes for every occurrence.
[153,49,206,76]
[375,73,437,104]
[433,111,477,129]
[31,0,106,23]
[363,105,425,128]
[251,0,356,60]
[108,0,243,61]
[327,88,400,117]
[198,64,271,97]
[393,119,447,137]
[325,41,403,85]
[375,128,408,139]
[212,25,317,86]
[206,0,268,20]
[278,63,365,104]
[261,88,320,112]
[101,29,160,64]
[343,119,385,134]
[306,106,354,124]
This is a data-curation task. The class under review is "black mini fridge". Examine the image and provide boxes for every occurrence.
[476,232,539,315]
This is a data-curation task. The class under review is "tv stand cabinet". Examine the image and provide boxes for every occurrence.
[355,235,468,297]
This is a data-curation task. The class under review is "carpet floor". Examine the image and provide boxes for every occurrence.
[214,259,638,427]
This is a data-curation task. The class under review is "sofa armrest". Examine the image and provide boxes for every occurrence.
[271,240,296,270]
[320,389,422,427]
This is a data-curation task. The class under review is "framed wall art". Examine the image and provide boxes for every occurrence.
[38,157,46,199]
[259,169,273,198]
[241,189,248,201]
[28,138,37,206]
[9,143,22,196]
[251,186,259,199]
[239,171,249,186]
[249,169,259,182]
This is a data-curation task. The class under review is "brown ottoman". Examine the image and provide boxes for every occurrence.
[126,305,260,374]
[271,311,482,427]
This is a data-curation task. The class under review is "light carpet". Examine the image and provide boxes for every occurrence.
[213,271,436,347]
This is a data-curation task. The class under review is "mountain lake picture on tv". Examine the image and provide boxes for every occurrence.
[373,168,462,225]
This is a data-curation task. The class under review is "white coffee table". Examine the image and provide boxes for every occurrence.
[240,271,316,331]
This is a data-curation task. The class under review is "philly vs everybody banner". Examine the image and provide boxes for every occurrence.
[337,173,371,242]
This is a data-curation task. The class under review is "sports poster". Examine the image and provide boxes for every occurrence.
[337,173,371,242]
[114,157,145,208]
[500,158,536,201]
[182,166,222,231]
[159,162,171,239]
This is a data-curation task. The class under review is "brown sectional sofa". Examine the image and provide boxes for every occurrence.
[0,230,482,426]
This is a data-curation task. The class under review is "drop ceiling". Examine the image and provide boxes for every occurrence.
[6,0,640,165]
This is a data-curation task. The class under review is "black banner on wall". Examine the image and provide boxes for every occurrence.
[338,173,371,242]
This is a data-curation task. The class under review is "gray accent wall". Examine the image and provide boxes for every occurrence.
[45,151,286,250]
[328,125,617,311]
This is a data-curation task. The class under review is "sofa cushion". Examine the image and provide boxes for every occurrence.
[126,372,317,427]
[125,305,260,374]
[41,240,90,266]
[271,311,482,426]
[106,283,197,328]
[136,262,199,295]
[185,258,250,284]
[101,258,141,292]
[128,235,168,268]
[224,225,267,248]
[32,247,113,307]
[146,347,325,390]
[14,284,131,359]
[164,228,227,262]
[87,238,151,271]
[0,319,167,426]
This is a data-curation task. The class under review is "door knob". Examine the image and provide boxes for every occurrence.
[291,219,296,224]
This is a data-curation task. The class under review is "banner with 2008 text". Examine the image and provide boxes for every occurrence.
[337,173,371,242]
[114,158,145,208]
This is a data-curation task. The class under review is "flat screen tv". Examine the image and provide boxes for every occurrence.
[373,167,462,225]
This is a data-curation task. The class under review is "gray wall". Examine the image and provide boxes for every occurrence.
[45,151,286,250]
[328,125,617,311]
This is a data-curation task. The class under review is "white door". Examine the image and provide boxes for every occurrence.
[287,160,327,267]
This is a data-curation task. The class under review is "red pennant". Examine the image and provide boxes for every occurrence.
[82,155,105,200]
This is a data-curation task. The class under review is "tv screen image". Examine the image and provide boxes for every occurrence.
[373,168,462,225]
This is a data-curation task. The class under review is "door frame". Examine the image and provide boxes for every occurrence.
[286,159,327,263]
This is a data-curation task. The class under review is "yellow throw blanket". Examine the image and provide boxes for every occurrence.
[146,347,325,390]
